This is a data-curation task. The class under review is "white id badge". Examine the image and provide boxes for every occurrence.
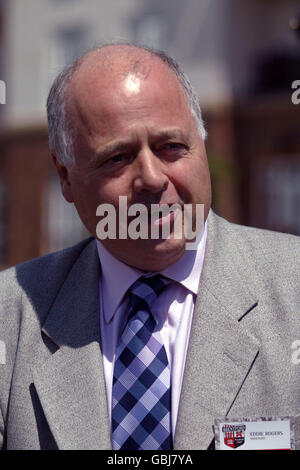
[214,416,295,450]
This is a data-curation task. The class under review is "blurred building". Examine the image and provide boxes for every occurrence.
[1,0,300,269]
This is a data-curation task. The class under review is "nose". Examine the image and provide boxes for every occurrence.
[133,147,168,194]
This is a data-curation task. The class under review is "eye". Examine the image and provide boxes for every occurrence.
[110,154,127,164]
[104,153,132,168]
[99,153,133,173]
[157,142,188,157]
[165,143,184,150]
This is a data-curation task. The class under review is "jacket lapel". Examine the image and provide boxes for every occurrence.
[32,240,111,450]
[174,212,260,449]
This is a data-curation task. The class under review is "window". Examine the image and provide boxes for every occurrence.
[250,157,300,235]
[265,159,300,234]
[51,25,87,69]
[135,14,165,49]
[40,24,87,113]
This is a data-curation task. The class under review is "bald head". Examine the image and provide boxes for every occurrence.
[71,44,154,83]
[47,43,206,168]
[66,45,158,126]
[67,45,196,154]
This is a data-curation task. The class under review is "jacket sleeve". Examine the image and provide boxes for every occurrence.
[0,267,22,450]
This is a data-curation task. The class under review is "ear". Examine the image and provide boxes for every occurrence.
[51,153,74,203]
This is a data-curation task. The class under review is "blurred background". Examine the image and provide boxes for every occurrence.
[1,0,300,270]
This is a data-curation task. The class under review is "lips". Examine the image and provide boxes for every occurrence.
[150,203,182,227]
[141,203,181,220]
[153,209,176,226]
[126,202,178,213]
[124,202,183,228]
[153,204,174,216]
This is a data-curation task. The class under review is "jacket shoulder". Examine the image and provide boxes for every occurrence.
[211,211,300,258]
[0,237,95,306]
[208,211,300,297]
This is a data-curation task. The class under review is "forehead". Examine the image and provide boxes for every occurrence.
[71,46,171,89]
[67,48,193,142]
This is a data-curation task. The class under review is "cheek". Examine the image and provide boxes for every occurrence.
[69,175,99,217]
[98,179,128,206]
[191,155,210,185]
[170,158,210,199]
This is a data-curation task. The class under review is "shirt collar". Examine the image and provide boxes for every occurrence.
[96,221,207,323]
[160,221,207,294]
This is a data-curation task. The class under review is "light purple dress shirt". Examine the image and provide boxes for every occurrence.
[96,222,207,437]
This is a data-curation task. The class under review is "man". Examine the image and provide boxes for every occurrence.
[0,43,299,450]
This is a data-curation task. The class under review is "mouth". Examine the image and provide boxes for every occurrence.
[151,204,180,226]
[125,202,183,228]
[140,204,181,232]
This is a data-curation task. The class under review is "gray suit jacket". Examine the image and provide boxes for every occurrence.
[0,211,299,450]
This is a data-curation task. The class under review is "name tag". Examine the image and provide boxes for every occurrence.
[214,416,295,450]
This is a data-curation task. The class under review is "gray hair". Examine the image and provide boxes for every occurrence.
[46,42,207,168]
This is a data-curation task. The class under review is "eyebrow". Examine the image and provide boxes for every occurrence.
[151,128,187,142]
[91,128,188,165]
[91,140,132,166]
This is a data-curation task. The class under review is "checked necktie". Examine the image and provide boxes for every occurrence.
[112,275,173,450]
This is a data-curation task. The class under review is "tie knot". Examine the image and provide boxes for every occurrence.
[129,275,170,313]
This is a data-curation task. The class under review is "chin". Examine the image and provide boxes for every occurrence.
[101,235,186,271]
[133,237,186,271]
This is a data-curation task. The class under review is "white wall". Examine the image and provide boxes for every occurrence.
[1,0,300,128]
[1,0,139,128]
